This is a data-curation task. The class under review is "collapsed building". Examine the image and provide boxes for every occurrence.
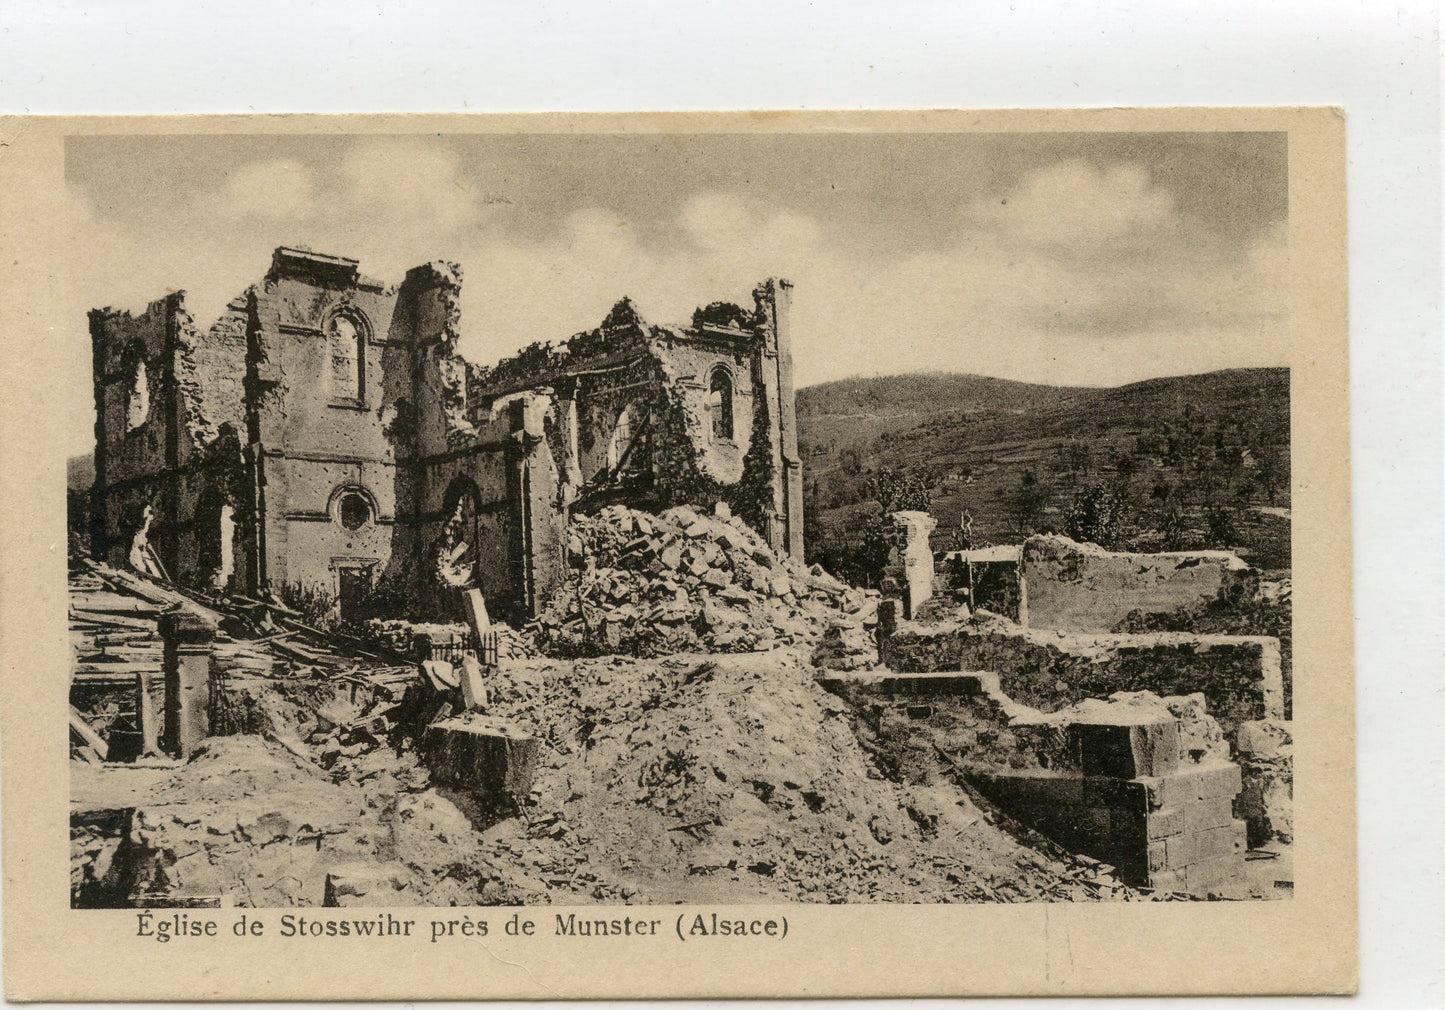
[88,247,803,626]
[73,247,1291,906]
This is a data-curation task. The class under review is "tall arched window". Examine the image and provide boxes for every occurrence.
[126,358,149,431]
[607,400,651,477]
[329,314,364,400]
[708,366,734,441]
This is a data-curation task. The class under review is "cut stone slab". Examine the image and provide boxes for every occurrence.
[423,715,539,797]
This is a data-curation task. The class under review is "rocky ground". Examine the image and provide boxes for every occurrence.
[75,505,1261,908]
[73,646,1173,907]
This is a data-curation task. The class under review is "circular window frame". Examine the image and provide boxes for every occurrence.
[328,484,378,531]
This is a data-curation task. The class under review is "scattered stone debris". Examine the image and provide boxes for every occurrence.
[530,504,880,664]
[68,500,1290,908]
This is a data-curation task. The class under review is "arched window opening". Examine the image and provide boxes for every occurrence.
[607,400,651,478]
[329,314,364,400]
[197,494,237,591]
[438,478,482,589]
[126,359,149,431]
[708,367,734,441]
[338,490,372,530]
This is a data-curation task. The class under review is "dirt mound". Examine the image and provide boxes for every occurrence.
[471,649,1133,903]
[530,504,878,667]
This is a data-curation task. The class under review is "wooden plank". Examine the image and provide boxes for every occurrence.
[75,661,163,675]
[69,706,110,760]
[69,597,163,614]
[69,610,156,630]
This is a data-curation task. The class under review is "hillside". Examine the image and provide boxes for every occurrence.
[798,368,1291,575]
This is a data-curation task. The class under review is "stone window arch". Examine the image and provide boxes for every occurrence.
[327,311,367,400]
[708,365,734,441]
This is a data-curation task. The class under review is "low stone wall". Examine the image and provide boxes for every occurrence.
[1020,535,1258,633]
[880,614,1284,739]
[971,759,1248,895]
[820,670,1250,895]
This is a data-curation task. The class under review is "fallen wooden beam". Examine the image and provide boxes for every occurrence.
[70,610,158,631]
[69,705,110,761]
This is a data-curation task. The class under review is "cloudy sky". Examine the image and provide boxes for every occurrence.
[65,130,1287,455]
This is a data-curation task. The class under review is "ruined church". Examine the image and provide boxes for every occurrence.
[88,246,804,625]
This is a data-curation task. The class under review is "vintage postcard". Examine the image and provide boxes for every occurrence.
[0,108,1354,998]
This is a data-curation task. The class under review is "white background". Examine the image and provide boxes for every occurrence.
[1,2,1440,1007]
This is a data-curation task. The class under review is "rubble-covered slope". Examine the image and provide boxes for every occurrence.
[532,504,878,667]
[76,648,1149,905]
[427,649,1140,903]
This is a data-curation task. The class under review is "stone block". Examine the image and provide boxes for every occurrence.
[971,769,1090,811]
[1147,867,1188,893]
[459,655,488,711]
[1184,853,1247,895]
[1081,776,1148,808]
[1165,822,1246,869]
[1144,762,1242,810]
[159,611,216,759]
[423,716,539,797]
[1236,719,1292,758]
[1146,805,1185,840]
[1069,716,1180,779]
[1183,795,1235,834]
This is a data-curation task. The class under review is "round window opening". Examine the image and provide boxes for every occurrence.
[339,492,371,530]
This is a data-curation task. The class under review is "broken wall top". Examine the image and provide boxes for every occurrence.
[468,287,780,406]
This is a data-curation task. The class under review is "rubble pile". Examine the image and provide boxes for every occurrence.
[69,545,1178,907]
[460,649,1146,903]
[531,504,879,666]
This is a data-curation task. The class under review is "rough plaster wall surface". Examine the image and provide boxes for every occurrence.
[654,339,754,485]
[1020,534,1258,633]
[252,281,399,455]
[186,293,251,440]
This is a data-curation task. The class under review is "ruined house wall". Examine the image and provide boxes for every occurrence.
[382,264,569,624]
[91,297,173,565]
[880,614,1285,739]
[465,282,803,562]
[1020,535,1259,633]
[654,337,757,486]
[89,248,777,626]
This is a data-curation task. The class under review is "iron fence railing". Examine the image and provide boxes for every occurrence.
[419,630,499,667]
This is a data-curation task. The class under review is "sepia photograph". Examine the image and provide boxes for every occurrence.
[64,126,1298,910]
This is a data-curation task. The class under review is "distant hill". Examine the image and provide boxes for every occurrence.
[798,368,1291,574]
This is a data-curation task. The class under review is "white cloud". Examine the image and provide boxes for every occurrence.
[968,160,1179,253]
[64,154,1290,458]
[338,138,487,237]
[213,159,316,221]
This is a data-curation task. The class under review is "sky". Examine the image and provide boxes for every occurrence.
[64,130,1288,456]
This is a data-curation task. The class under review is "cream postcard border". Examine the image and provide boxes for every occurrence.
[0,108,1354,999]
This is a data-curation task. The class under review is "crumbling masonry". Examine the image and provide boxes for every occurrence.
[89,247,804,625]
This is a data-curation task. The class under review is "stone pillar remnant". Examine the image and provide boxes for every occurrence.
[882,510,937,620]
[159,611,217,758]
